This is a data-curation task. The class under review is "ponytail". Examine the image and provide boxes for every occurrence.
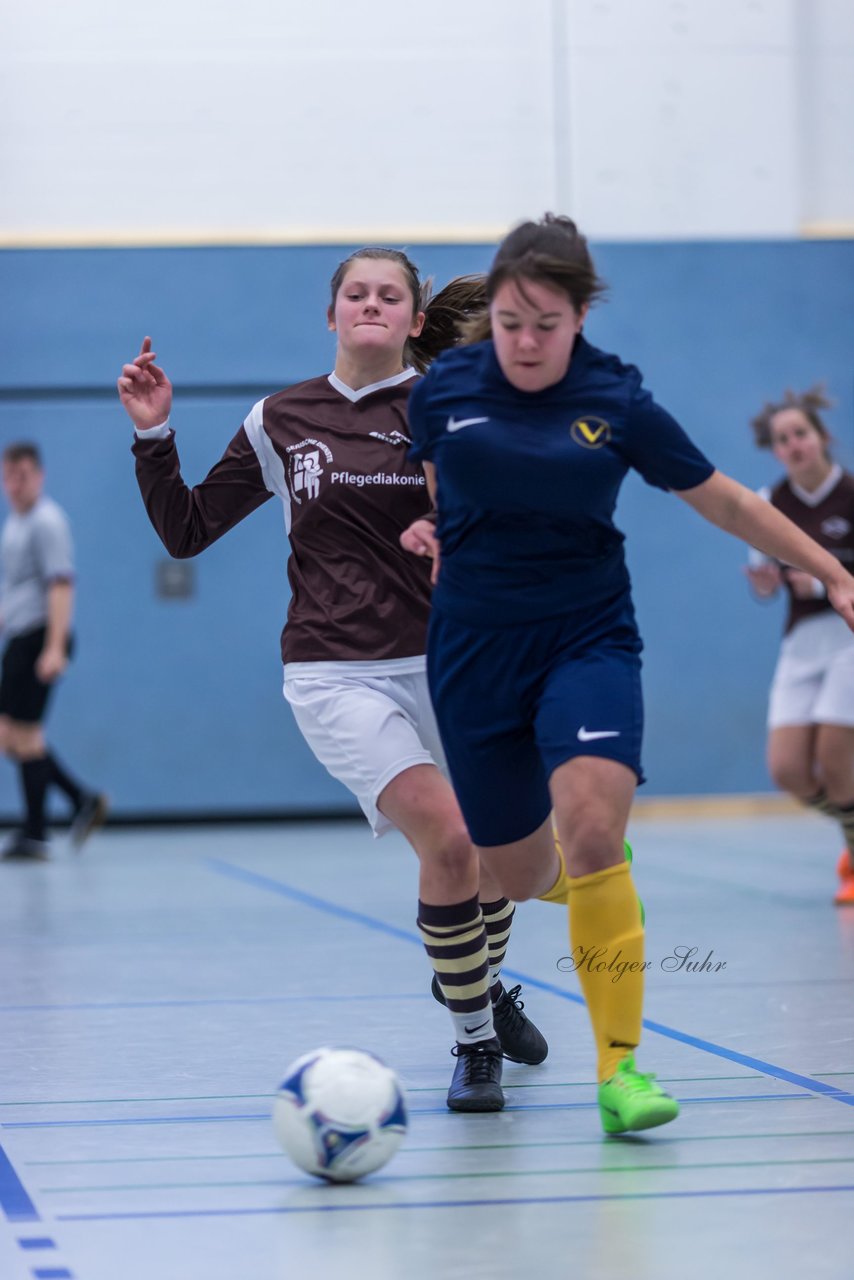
[408,274,488,372]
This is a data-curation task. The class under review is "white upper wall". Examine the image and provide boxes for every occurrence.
[798,0,854,231]
[1,0,851,243]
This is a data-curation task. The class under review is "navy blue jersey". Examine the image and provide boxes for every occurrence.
[408,336,715,627]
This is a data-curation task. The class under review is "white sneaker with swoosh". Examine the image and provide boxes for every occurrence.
[577,727,621,741]
[447,416,489,433]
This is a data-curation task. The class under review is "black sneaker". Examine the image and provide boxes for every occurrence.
[447,1037,504,1112]
[492,983,549,1065]
[69,793,109,852]
[431,975,549,1066]
[1,832,50,861]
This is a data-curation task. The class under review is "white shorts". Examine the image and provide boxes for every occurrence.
[283,660,448,837]
[768,611,854,729]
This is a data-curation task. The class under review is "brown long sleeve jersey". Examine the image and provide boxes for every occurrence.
[132,372,434,664]
[768,466,854,633]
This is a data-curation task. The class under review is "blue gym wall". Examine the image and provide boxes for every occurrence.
[1,241,853,818]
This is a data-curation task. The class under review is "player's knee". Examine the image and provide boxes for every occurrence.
[559,815,623,875]
[815,749,854,799]
[422,825,476,886]
[768,760,814,796]
[494,865,539,901]
[9,723,42,759]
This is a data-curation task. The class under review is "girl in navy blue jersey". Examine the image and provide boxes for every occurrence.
[403,214,854,1134]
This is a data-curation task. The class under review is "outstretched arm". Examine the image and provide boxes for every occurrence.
[119,337,272,557]
[678,470,854,629]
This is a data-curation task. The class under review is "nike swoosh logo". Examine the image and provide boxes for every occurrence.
[447,416,489,433]
[577,727,621,741]
[463,1020,490,1035]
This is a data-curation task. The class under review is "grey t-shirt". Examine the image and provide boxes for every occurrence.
[0,496,74,638]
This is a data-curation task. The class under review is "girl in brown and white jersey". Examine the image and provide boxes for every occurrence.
[746,387,854,904]
[117,248,547,1111]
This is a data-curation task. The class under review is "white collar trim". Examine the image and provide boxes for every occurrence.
[327,367,417,403]
[791,462,842,507]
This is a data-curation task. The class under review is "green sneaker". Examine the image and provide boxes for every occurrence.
[598,1053,679,1134]
[623,839,645,926]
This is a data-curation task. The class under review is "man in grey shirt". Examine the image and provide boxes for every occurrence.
[0,442,107,859]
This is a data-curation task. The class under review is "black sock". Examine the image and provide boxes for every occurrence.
[46,749,84,809]
[19,757,52,841]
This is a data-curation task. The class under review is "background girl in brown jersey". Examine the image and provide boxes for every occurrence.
[117,248,547,1112]
[747,387,854,904]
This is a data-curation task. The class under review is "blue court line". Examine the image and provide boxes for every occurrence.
[208,857,422,944]
[0,981,849,1013]
[0,1092,811,1132]
[207,857,854,1109]
[0,1140,39,1222]
[31,1270,73,1279]
[17,1238,56,1249]
[55,1182,854,1221]
[3,1114,269,1130]
[0,993,421,1014]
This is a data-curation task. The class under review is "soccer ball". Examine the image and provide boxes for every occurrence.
[273,1047,408,1182]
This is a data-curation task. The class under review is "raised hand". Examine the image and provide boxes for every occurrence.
[117,337,173,431]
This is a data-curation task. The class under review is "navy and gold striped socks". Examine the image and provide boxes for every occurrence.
[418,896,495,1044]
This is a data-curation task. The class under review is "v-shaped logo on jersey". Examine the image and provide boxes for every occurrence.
[570,416,611,449]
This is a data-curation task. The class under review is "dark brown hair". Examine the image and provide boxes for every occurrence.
[329,247,486,374]
[2,441,42,467]
[461,213,607,343]
[750,385,834,452]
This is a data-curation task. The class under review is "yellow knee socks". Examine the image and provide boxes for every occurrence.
[566,860,645,1081]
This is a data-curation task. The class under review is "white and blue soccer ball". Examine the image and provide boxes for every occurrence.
[273,1047,408,1182]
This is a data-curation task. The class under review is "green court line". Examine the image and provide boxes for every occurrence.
[23,1129,854,1167]
[3,1075,849,1110]
[407,1074,767,1094]
[37,1153,854,1194]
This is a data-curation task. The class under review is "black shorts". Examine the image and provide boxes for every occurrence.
[0,626,73,724]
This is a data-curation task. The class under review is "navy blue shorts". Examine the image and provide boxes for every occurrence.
[427,598,644,847]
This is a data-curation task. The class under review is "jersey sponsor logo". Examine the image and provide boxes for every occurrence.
[570,416,611,449]
[286,438,334,503]
[329,472,425,488]
[577,726,620,741]
[447,416,489,433]
[822,516,851,539]
[369,429,412,446]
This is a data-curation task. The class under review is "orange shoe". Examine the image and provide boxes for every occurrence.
[835,849,854,906]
